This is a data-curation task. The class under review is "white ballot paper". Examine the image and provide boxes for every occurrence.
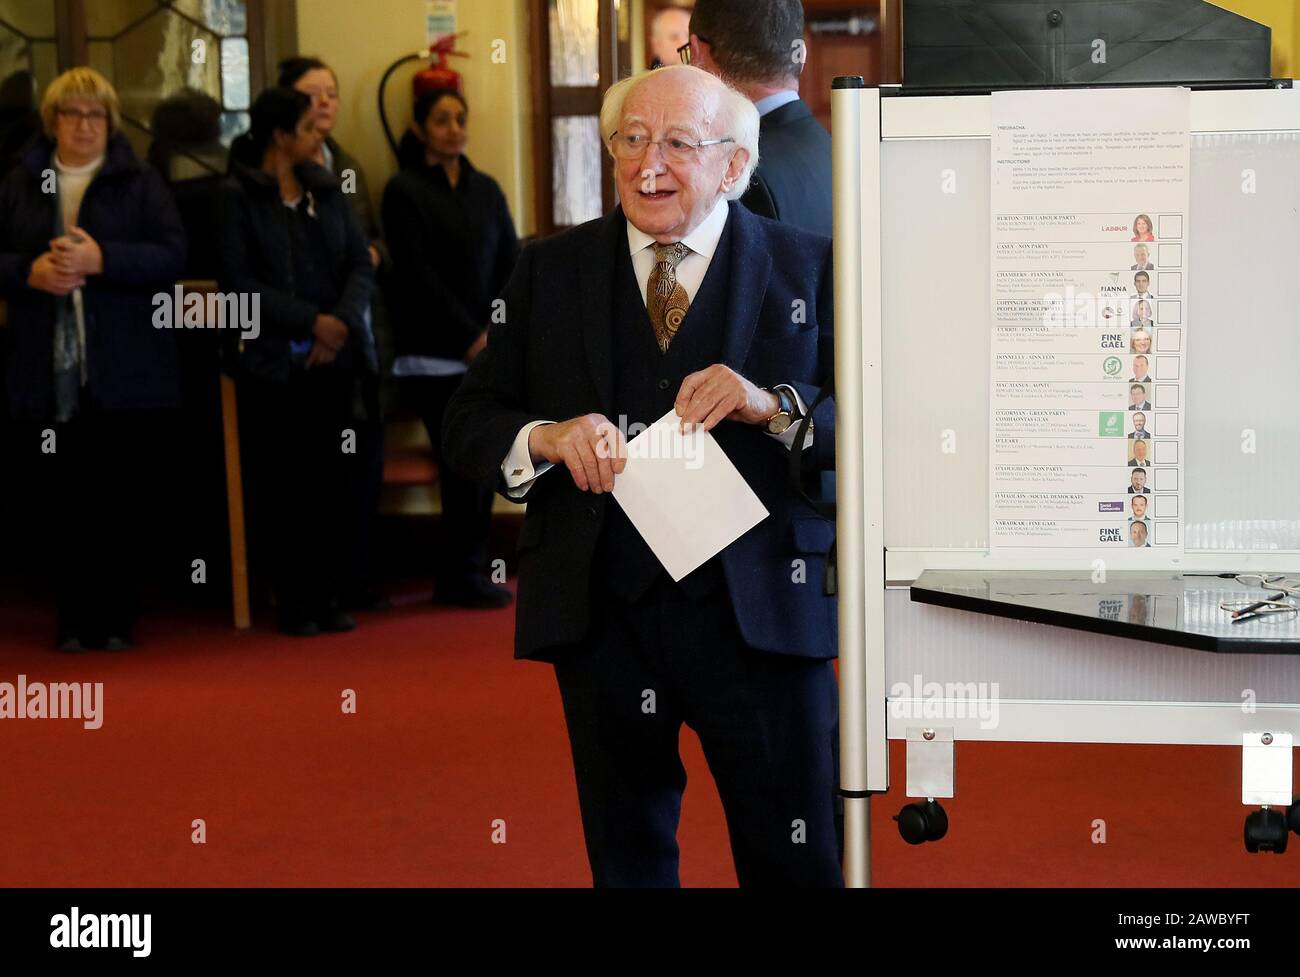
[611,409,769,581]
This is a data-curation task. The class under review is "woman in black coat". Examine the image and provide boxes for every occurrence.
[383,88,519,609]
[0,67,185,651]
[279,55,390,611]
[216,87,374,636]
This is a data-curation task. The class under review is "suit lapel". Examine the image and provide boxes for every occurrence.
[721,202,772,370]
[577,209,625,416]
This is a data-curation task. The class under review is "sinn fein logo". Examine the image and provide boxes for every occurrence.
[50,907,151,957]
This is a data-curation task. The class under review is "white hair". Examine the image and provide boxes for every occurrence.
[599,64,760,201]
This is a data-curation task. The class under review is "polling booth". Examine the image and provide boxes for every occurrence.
[830,71,1300,885]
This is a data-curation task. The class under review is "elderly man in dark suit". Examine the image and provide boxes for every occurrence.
[443,64,840,888]
[686,0,832,238]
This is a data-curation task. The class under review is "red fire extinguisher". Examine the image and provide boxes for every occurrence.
[413,32,468,97]
[379,32,470,159]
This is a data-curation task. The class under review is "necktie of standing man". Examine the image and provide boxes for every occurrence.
[648,241,691,352]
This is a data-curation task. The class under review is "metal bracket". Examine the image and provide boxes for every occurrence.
[905,726,954,799]
[1242,731,1292,806]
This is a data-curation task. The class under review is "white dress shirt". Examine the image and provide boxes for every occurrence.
[501,199,813,499]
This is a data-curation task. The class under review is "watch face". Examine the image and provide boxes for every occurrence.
[768,413,792,435]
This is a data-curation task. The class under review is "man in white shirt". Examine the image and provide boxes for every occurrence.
[442,64,840,888]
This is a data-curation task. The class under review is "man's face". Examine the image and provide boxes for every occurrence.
[1134,440,1148,460]
[1134,356,1147,376]
[1134,246,1148,265]
[615,72,747,242]
[1135,274,1149,293]
[650,8,691,65]
[1130,385,1145,406]
[1132,496,1148,518]
[1133,470,1146,489]
[1133,413,1146,432]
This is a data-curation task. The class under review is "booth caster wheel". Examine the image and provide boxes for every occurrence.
[1287,802,1300,836]
[894,799,948,845]
[1245,807,1288,853]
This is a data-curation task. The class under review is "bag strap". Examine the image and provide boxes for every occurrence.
[787,376,837,595]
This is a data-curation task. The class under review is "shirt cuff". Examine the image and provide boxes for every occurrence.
[767,384,813,451]
[502,420,556,499]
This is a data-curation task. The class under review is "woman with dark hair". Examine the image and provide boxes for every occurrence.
[383,87,519,608]
[216,87,375,636]
[278,55,389,611]
[0,67,185,650]
[277,57,386,272]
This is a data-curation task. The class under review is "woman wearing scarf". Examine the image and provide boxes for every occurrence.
[0,67,185,651]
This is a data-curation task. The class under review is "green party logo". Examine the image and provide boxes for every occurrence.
[1103,356,1122,377]
[1099,411,1123,436]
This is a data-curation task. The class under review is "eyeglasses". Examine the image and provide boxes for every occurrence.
[57,108,109,127]
[609,131,734,164]
[675,35,708,66]
[1233,574,1300,598]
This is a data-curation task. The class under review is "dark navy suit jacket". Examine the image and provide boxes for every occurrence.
[443,202,836,663]
[740,98,833,238]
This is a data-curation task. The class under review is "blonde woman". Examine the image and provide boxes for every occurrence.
[0,67,185,651]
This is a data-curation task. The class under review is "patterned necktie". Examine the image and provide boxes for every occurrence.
[647,242,691,352]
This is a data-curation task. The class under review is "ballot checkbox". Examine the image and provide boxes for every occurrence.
[1157,215,1183,240]
[1157,272,1182,296]
[1158,243,1182,267]
[1153,412,1179,436]
[1156,300,1181,323]
[1154,521,1179,545]
[1153,467,1179,491]
[1155,328,1181,352]
[1154,356,1180,380]
[1154,383,1179,408]
[1154,495,1179,518]
[1153,440,1179,464]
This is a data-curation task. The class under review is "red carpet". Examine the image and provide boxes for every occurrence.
[0,588,1293,887]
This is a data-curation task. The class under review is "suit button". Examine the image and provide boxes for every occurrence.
[658,378,670,390]
[584,506,597,520]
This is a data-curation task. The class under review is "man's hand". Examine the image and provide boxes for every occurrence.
[528,413,627,494]
[27,252,84,296]
[464,330,488,364]
[312,313,349,352]
[50,228,103,277]
[675,364,779,433]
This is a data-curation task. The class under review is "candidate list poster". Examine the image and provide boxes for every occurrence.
[989,88,1189,559]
